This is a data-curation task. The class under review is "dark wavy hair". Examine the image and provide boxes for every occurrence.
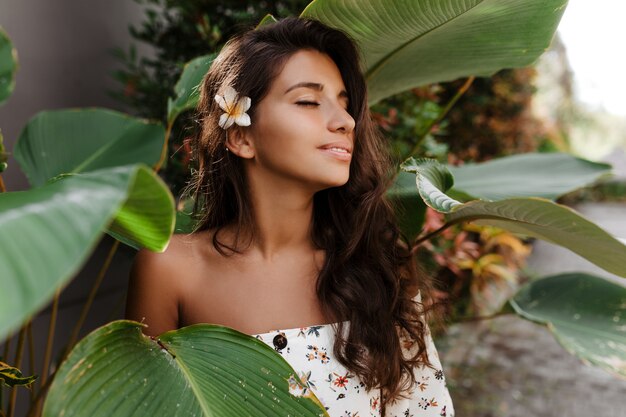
[181,16,441,413]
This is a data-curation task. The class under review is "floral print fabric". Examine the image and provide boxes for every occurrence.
[252,319,455,416]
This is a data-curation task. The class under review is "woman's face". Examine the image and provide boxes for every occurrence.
[240,48,356,192]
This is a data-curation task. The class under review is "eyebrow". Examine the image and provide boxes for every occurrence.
[284,82,349,100]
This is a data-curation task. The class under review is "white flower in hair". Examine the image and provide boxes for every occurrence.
[214,85,251,129]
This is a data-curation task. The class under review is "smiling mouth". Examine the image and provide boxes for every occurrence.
[325,146,349,153]
[319,147,351,161]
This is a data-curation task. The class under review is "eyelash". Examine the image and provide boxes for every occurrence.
[296,101,319,107]
[296,101,350,112]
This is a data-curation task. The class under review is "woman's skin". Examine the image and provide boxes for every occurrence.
[125,49,356,337]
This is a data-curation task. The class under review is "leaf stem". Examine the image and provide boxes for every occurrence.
[34,288,60,417]
[405,76,475,160]
[7,323,27,417]
[63,239,120,361]
[26,322,35,404]
[27,238,121,417]
[1,334,10,415]
[153,122,173,174]
[411,219,460,251]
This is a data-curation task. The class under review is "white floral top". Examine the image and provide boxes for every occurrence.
[252,319,455,417]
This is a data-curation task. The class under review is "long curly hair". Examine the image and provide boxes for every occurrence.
[181,16,442,413]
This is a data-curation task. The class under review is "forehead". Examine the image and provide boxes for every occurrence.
[271,49,346,93]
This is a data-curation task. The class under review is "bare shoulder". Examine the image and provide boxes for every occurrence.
[125,232,205,337]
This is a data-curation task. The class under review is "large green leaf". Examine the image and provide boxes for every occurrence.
[167,54,216,125]
[302,0,567,105]
[447,152,612,201]
[105,165,175,250]
[386,171,428,242]
[13,108,165,187]
[510,273,626,378]
[447,199,626,278]
[0,164,174,340]
[0,26,18,105]
[401,158,626,278]
[400,157,461,212]
[43,321,328,417]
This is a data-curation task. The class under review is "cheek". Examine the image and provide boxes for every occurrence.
[256,110,319,153]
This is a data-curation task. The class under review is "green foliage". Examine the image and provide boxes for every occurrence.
[371,86,449,165]
[110,0,311,196]
[0,164,174,340]
[442,68,547,162]
[400,157,626,278]
[0,129,8,173]
[4,1,626,416]
[0,26,17,106]
[43,321,328,416]
[13,109,165,187]
[167,54,216,124]
[446,152,612,201]
[303,0,568,106]
[510,273,626,378]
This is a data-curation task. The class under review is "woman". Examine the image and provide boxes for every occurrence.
[126,16,454,417]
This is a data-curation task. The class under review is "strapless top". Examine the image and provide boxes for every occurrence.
[251,320,455,417]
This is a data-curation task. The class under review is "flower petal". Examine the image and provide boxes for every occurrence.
[214,94,228,112]
[240,96,251,112]
[219,112,235,129]
[223,86,238,108]
[235,113,251,127]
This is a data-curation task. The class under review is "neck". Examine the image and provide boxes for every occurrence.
[243,168,318,262]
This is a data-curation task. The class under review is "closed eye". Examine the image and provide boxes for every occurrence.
[296,101,319,107]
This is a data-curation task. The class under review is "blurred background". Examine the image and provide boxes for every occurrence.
[1,1,624,416]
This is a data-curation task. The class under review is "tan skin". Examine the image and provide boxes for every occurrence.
[125,49,356,338]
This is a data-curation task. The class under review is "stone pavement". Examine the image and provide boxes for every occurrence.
[436,201,626,417]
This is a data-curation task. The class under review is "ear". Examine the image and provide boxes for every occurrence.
[225,126,255,159]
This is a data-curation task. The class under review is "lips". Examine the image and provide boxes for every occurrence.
[318,142,352,162]
[318,141,352,153]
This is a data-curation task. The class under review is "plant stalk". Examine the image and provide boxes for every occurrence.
[2,334,10,367]
[153,122,173,174]
[411,220,460,251]
[62,239,120,362]
[28,238,120,417]
[7,323,27,417]
[26,321,35,404]
[33,288,60,417]
[1,334,10,416]
[405,76,475,160]
[0,175,6,193]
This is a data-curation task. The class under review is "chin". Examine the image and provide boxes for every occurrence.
[321,173,350,189]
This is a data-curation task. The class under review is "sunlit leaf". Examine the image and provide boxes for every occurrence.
[13,108,164,187]
[0,164,174,340]
[402,158,626,278]
[43,321,329,417]
[302,0,567,105]
[447,152,612,201]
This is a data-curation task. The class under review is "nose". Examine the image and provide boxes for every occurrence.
[328,105,356,136]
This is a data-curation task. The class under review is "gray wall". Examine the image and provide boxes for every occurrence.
[1,1,155,415]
